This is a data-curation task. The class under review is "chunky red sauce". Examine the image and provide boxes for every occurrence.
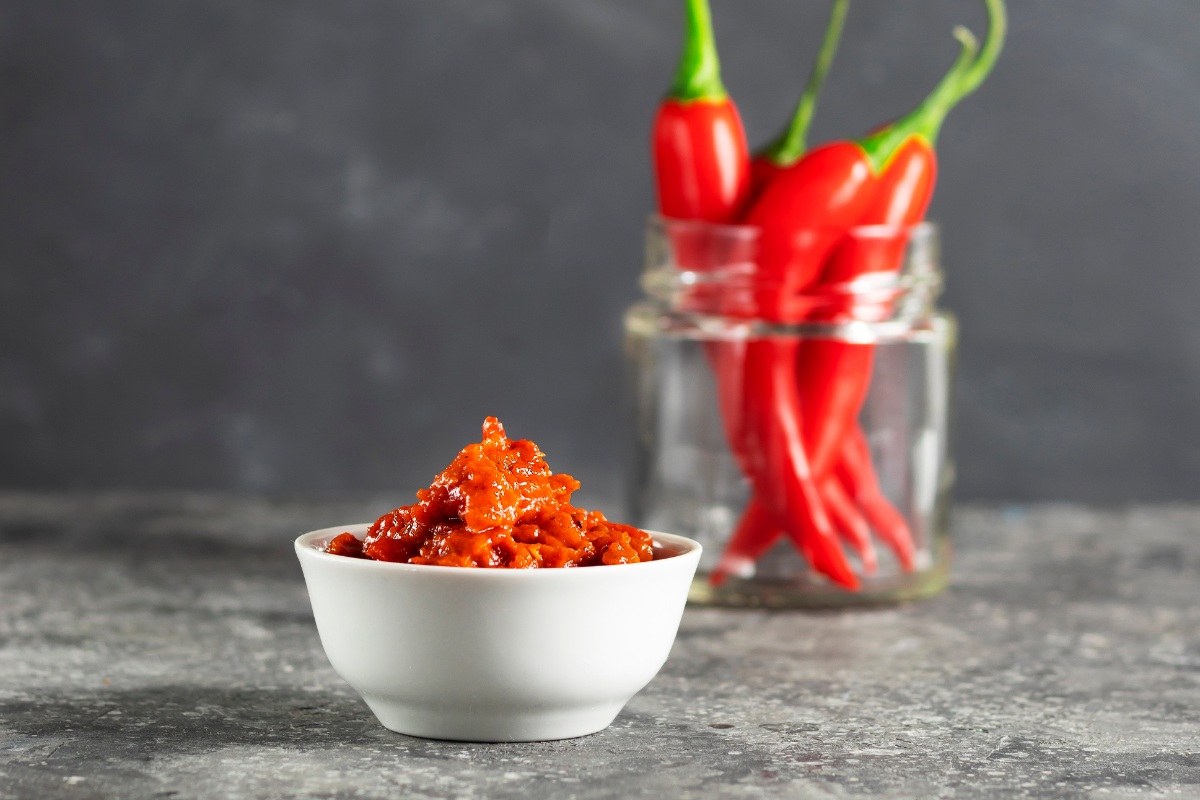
[325,417,654,568]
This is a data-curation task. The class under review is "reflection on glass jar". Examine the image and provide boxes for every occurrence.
[626,217,954,607]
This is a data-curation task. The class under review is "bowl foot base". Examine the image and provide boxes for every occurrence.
[362,697,626,742]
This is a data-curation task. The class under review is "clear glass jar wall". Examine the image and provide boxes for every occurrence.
[626,218,954,606]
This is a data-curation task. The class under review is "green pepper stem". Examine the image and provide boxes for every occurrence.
[668,0,727,102]
[859,0,1005,172]
[761,0,851,166]
[950,0,1007,104]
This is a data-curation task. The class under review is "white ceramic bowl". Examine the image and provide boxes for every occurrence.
[295,524,701,742]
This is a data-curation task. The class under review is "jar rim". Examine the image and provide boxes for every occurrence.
[641,215,942,327]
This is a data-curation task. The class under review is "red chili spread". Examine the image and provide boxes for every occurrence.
[324,417,654,568]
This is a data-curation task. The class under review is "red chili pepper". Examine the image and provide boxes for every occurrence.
[652,0,750,224]
[798,138,939,569]
[797,0,1005,561]
[715,0,1006,584]
[796,19,991,465]
[730,143,878,590]
[707,0,864,590]
[650,0,754,495]
[708,0,857,587]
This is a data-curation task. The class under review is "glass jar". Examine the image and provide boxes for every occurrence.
[625,217,954,607]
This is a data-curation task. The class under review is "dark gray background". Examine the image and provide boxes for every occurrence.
[2,1,1198,505]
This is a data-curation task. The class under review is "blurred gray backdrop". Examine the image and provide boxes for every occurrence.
[3,0,1199,506]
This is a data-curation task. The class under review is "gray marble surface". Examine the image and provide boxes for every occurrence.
[0,492,1197,799]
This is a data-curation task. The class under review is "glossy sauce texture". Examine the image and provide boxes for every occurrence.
[325,418,654,568]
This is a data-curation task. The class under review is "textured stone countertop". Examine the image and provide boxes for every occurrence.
[0,492,1197,799]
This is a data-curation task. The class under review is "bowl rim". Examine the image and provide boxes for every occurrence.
[295,524,701,577]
